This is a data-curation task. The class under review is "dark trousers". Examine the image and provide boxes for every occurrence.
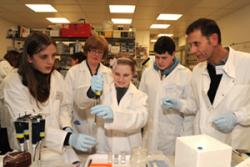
[0,127,12,155]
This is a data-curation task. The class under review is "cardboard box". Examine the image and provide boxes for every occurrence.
[104,31,113,38]
[113,30,121,38]
[175,135,232,167]
[60,23,92,38]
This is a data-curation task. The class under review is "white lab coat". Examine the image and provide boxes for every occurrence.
[96,82,148,154]
[3,70,79,164]
[192,47,250,151]
[65,60,112,135]
[139,64,197,155]
[0,60,14,127]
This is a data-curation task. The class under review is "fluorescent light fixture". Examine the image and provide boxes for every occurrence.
[151,39,157,43]
[111,18,132,24]
[157,14,182,20]
[109,5,135,13]
[26,4,57,12]
[158,33,173,37]
[46,17,70,23]
[150,24,170,29]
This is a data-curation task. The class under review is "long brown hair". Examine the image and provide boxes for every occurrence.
[18,32,56,103]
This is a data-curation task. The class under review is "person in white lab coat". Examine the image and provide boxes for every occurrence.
[0,50,21,120]
[90,56,148,154]
[139,36,197,155]
[0,50,21,154]
[186,18,250,151]
[65,35,112,141]
[3,32,96,165]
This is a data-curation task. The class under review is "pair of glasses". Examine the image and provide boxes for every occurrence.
[89,49,104,55]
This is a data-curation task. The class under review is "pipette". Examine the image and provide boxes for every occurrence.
[23,121,30,151]
[14,120,25,151]
[38,118,46,160]
[31,119,40,161]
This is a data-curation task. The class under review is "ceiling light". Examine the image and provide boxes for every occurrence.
[46,18,70,23]
[109,5,135,13]
[151,39,157,43]
[150,24,170,29]
[111,18,132,24]
[158,34,173,37]
[26,4,57,12]
[157,14,182,20]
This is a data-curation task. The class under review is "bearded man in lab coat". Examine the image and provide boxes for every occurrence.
[139,36,197,155]
[186,18,250,151]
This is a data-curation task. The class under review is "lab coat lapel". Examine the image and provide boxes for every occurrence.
[201,64,213,109]
[213,48,236,108]
[118,83,134,108]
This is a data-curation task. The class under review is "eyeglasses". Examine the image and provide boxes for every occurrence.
[89,49,104,55]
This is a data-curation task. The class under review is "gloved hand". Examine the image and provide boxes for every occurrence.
[90,104,113,121]
[64,127,74,133]
[212,112,238,133]
[90,74,104,95]
[69,133,96,152]
[162,97,182,111]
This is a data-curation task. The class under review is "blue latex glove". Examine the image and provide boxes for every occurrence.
[90,104,113,121]
[162,97,182,111]
[64,127,74,133]
[90,74,104,94]
[212,112,238,133]
[149,160,168,167]
[69,133,96,152]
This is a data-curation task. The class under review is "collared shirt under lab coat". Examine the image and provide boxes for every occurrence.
[96,82,148,154]
[192,47,250,151]
[3,70,79,164]
[65,60,112,135]
[139,63,197,155]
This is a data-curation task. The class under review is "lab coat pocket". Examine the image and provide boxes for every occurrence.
[227,84,250,110]
[164,84,182,99]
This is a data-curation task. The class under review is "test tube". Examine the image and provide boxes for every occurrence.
[94,91,101,123]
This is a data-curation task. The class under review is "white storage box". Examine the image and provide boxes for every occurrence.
[175,134,232,167]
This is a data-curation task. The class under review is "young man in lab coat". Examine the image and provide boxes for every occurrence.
[139,36,197,155]
[186,18,250,152]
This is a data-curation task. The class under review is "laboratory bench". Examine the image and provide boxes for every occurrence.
[0,151,249,167]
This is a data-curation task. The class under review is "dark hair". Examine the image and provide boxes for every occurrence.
[18,32,56,103]
[4,50,21,68]
[154,36,176,55]
[186,18,221,44]
[83,35,109,58]
[113,54,136,74]
[70,52,86,63]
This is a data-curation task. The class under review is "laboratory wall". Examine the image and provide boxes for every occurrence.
[218,3,250,52]
[0,18,14,58]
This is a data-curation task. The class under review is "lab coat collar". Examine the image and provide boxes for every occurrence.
[79,60,110,75]
[223,47,236,79]
[199,47,236,79]
[111,81,138,95]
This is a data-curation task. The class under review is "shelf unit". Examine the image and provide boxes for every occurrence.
[7,36,136,75]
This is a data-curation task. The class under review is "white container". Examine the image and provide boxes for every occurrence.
[175,134,232,167]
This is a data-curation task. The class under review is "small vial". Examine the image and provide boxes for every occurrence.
[120,152,126,164]
[108,152,112,163]
[114,154,119,164]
